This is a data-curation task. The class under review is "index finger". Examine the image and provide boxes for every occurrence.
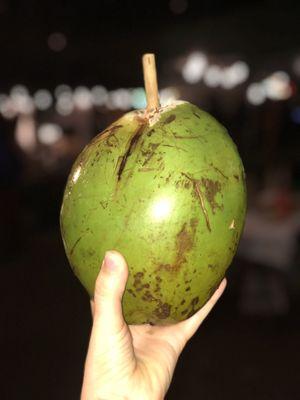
[176,278,227,341]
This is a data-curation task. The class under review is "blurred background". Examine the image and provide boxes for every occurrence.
[1,0,300,399]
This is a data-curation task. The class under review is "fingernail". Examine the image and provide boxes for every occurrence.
[104,251,118,272]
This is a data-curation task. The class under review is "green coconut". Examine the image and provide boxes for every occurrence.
[60,54,246,325]
[60,100,246,324]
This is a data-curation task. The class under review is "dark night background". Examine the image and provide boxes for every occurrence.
[1,0,300,399]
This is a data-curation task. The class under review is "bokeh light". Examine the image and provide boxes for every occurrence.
[221,61,250,89]
[131,87,147,109]
[55,84,72,99]
[15,114,36,151]
[204,65,222,88]
[0,95,17,119]
[73,86,93,110]
[10,85,28,97]
[56,92,74,116]
[37,123,63,145]
[182,52,207,84]
[106,89,132,110]
[160,87,180,105]
[263,71,292,101]
[91,85,108,107]
[246,82,266,105]
[11,92,34,114]
[34,89,53,111]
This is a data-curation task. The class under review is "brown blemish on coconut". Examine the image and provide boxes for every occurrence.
[127,288,137,298]
[157,263,173,272]
[165,172,172,184]
[194,181,211,231]
[184,180,191,189]
[70,236,82,256]
[153,274,162,293]
[176,222,193,255]
[142,291,156,302]
[116,122,146,181]
[154,302,171,319]
[191,297,199,306]
[106,133,119,147]
[164,114,176,124]
[209,163,228,180]
[181,172,211,232]
[173,133,201,139]
[175,218,198,269]
[133,271,150,292]
[99,200,108,210]
[147,129,155,137]
[201,178,222,213]
[182,297,201,319]
[154,283,161,293]
[92,150,101,165]
[141,143,160,166]
[208,264,218,270]
[100,124,123,141]
[157,217,198,274]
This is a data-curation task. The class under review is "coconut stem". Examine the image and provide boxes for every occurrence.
[142,53,160,112]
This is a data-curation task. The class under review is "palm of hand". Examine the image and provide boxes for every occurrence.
[81,251,226,400]
[128,323,187,399]
[88,322,185,400]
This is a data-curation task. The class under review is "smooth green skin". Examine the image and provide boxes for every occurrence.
[60,102,246,325]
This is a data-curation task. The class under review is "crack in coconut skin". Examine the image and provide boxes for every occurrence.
[60,102,247,325]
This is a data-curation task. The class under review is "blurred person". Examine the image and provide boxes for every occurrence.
[81,251,226,400]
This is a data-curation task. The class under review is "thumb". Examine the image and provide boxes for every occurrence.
[93,250,129,334]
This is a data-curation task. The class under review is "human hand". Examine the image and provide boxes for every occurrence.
[81,251,226,400]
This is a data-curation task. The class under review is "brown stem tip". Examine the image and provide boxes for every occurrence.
[142,53,160,112]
